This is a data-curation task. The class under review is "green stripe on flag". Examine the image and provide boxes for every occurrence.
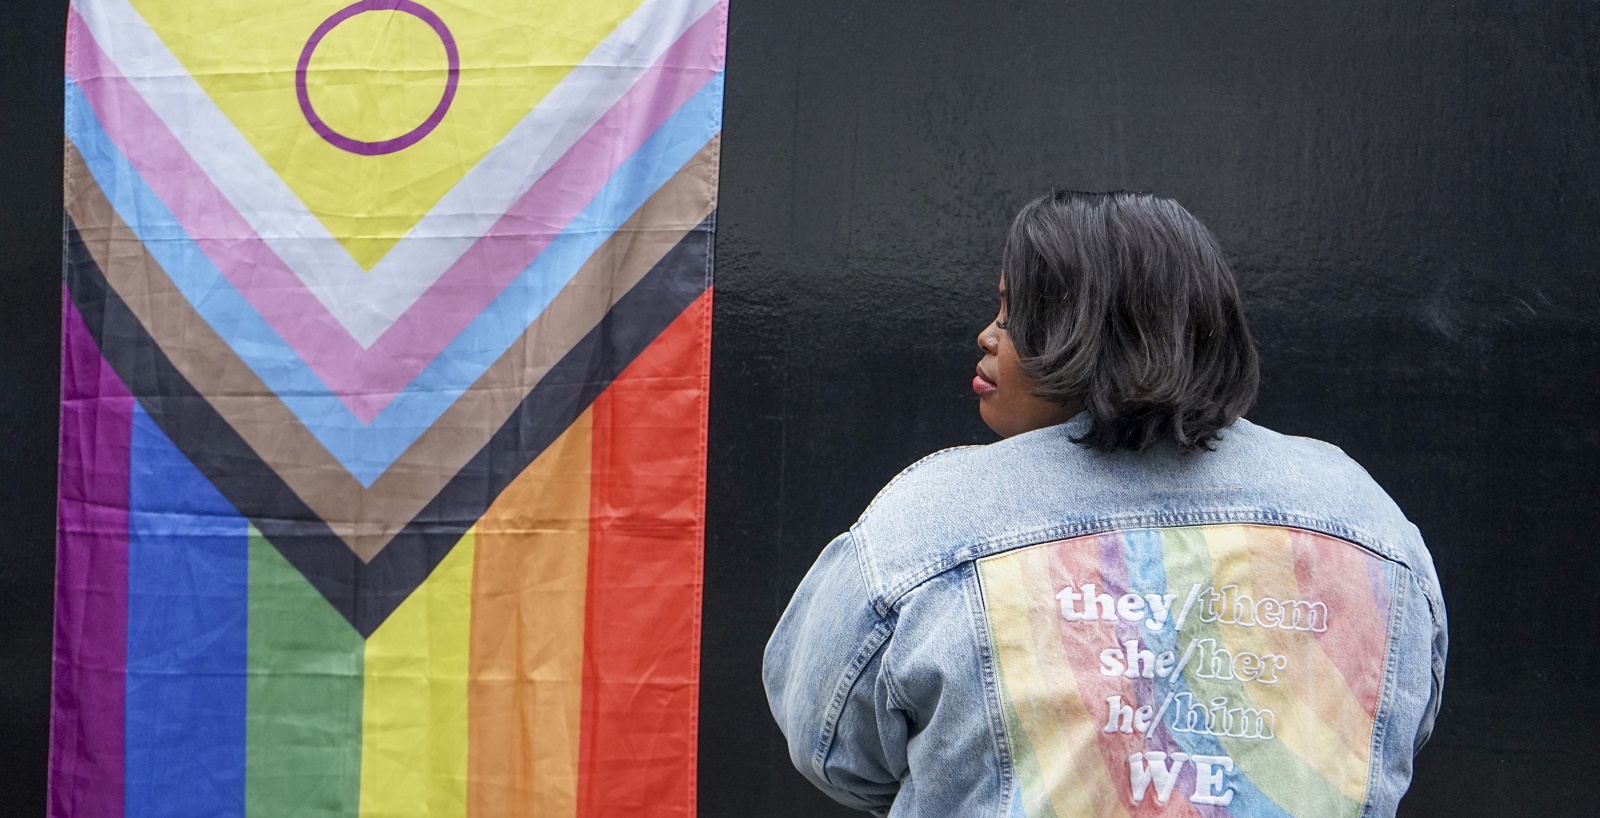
[247,527,365,816]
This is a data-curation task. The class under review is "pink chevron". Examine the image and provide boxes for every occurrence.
[68,6,724,423]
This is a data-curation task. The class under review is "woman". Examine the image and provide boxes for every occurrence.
[763,191,1447,817]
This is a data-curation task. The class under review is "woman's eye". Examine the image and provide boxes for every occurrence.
[995,319,1009,330]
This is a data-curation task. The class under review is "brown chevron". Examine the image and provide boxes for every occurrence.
[64,134,719,562]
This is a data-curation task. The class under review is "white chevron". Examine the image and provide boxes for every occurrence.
[77,0,720,347]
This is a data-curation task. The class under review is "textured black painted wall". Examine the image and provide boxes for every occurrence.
[704,1,1600,816]
[3,1,1598,815]
[3,0,70,807]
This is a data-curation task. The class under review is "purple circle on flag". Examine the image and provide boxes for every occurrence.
[296,0,460,156]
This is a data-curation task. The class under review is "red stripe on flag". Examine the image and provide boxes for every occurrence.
[578,290,711,817]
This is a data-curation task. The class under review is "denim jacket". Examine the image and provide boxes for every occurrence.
[763,414,1447,818]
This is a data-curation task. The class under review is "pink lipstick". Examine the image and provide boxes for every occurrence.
[973,369,998,396]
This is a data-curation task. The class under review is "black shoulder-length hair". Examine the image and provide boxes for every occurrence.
[1001,190,1259,453]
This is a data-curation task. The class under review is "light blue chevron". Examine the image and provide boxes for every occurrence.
[66,72,723,485]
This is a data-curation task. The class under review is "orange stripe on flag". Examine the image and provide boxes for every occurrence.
[578,291,711,817]
[469,411,596,818]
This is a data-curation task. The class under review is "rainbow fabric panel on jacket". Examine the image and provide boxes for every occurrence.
[52,0,725,815]
[977,525,1399,817]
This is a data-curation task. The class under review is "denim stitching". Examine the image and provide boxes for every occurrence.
[964,561,1018,818]
[849,524,891,617]
[1408,523,1448,625]
[1360,561,1409,817]
[812,615,897,785]
[878,636,913,718]
[1416,568,1447,751]
[856,445,982,524]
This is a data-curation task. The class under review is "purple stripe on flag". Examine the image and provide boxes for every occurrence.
[49,288,131,818]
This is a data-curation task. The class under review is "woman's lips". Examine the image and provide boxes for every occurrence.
[973,367,999,396]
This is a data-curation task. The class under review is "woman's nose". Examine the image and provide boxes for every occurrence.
[977,322,998,354]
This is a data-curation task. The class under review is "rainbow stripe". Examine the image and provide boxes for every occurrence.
[51,0,722,814]
[55,295,710,817]
[978,525,1396,817]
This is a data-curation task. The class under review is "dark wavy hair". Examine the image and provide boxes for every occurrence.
[1001,190,1260,452]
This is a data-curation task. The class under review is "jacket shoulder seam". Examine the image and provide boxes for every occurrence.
[856,445,983,524]
[852,445,982,614]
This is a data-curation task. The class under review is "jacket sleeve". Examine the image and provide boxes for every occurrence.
[1413,528,1450,753]
[763,531,910,815]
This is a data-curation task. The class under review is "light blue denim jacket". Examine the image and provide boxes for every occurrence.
[763,414,1446,817]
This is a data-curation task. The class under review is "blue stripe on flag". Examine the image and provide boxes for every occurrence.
[125,405,249,817]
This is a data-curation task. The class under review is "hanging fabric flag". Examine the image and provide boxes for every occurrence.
[52,0,725,815]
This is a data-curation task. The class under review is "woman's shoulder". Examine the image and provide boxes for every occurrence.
[856,444,991,518]
[845,427,1096,601]
[847,417,1422,609]
[853,426,1087,527]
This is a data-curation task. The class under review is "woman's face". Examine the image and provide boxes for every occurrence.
[974,276,1078,438]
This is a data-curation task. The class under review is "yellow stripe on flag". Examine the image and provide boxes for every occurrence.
[359,528,476,817]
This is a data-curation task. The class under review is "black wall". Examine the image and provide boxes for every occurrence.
[6,1,1599,815]
[3,0,72,804]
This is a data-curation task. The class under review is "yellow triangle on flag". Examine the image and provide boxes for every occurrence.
[129,0,647,270]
